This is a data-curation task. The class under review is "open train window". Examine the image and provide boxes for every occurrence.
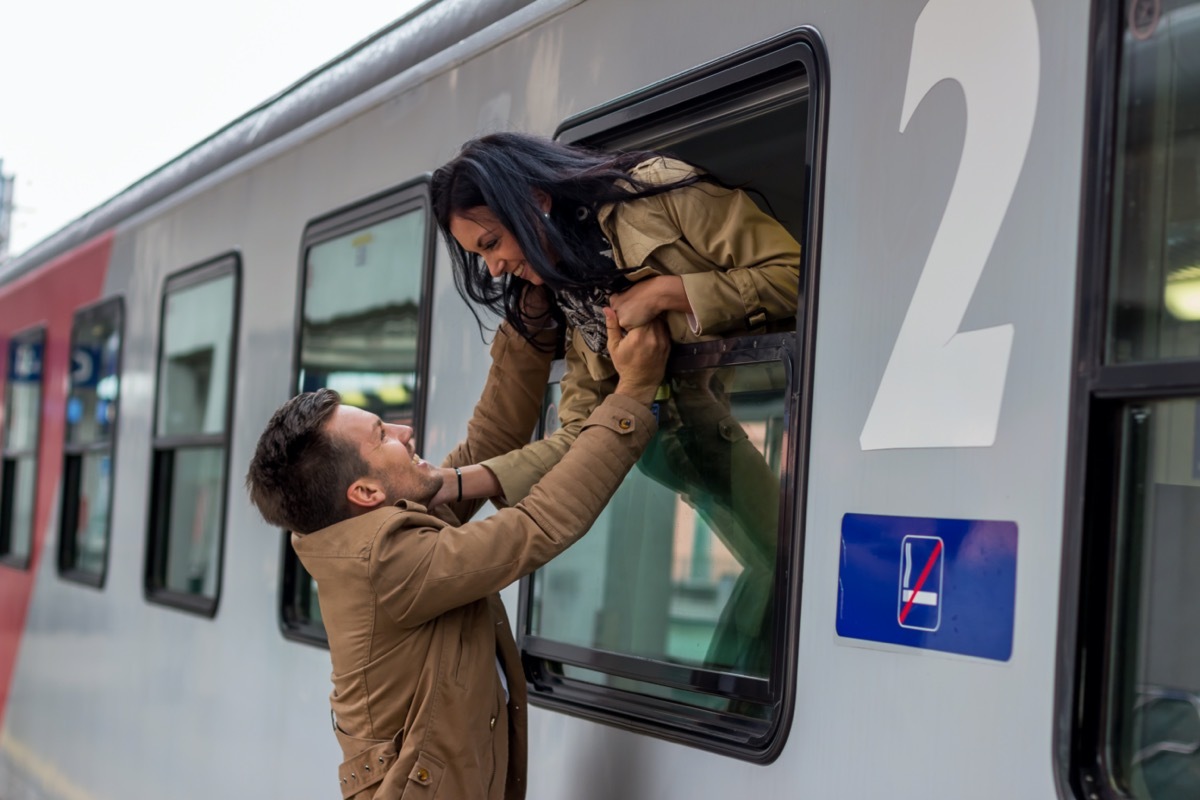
[518,29,826,761]
[58,298,123,587]
[0,325,46,570]
[145,256,239,617]
[280,180,435,647]
[1065,3,1200,798]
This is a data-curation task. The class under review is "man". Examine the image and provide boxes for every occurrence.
[245,309,668,800]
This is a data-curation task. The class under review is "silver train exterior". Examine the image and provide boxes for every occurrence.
[1,0,1193,798]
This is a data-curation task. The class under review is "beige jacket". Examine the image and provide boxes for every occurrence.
[292,325,657,799]
[483,156,801,503]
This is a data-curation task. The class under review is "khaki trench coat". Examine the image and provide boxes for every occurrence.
[482,156,802,503]
[292,325,657,799]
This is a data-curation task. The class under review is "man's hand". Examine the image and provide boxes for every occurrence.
[606,307,669,406]
[609,275,691,329]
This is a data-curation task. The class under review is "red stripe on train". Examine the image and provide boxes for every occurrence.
[0,233,112,726]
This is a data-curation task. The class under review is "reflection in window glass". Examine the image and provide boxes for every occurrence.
[147,262,237,612]
[60,300,122,582]
[157,275,235,437]
[162,447,225,596]
[1111,400,1200,799]
[529,360,785,707]
[1,330,44,567]
[1108,4,1200,362]
[300,210,425,425]
[67,453,113,575]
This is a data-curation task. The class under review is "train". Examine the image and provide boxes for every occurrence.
[1,0,1196,798]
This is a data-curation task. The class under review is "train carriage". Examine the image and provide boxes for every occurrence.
[0,0,1195,798]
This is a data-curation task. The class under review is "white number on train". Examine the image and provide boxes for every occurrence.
[860,0,1039,450]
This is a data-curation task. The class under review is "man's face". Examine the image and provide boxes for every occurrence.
[325,404,443,508]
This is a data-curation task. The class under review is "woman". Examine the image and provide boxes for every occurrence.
[429,131,801,509]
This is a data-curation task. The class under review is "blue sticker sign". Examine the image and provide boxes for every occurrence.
[837,513,1018,661]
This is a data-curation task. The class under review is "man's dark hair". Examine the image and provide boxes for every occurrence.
[245,389,368,534]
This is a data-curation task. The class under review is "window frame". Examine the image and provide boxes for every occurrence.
[279,177,437,648]
[57,296,125,589]
[1056,1,1200,797]
[143,254,241,617]
[0,323,47,571]
[517,27,828,762]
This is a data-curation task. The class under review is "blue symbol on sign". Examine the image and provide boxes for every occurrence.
[837,513,1018,661]
[898,535,943,632]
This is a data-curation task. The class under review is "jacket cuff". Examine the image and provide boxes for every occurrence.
[581,393,658,443]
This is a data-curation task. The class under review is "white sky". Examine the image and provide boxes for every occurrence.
[0,0,428,257]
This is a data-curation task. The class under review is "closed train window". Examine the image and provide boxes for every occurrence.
[1069,3,1200,798]
[0,326,46,570]
[145,256,239,616]
[58,298,123,587]
[519,31,826,761]
[280,180,434,646]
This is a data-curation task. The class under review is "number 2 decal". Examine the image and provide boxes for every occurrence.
[860,0,1039,450]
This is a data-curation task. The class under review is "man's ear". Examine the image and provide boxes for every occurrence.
[347,477,387,511]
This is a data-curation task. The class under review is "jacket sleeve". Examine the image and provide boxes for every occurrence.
[665,182,802,336]
[437,322,556,524]
[479,330,617,504]
[370,393,657,627]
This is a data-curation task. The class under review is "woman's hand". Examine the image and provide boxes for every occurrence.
[609,275,691,329]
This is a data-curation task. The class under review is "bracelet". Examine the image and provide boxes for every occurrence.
[454,467,463,503]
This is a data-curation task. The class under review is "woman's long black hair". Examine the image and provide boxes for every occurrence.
[431,132,712,344]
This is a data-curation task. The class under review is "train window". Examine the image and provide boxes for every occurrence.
[145,256,239,616]
[280,180,434,646]
[1068,4,1200,798]
[58,298,123,586]
[0,326,46,570]
[519,31,826,760]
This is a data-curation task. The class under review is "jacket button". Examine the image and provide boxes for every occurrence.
[490,716,496,730]
[416,767,430,783]
[618,418,632,430]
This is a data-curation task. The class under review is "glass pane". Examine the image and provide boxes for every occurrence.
[300,209,426,425]
[2,455,37,561]
[161,446,225,598]
[1108,3,1200,362]
[156,273,235,437]
[529,360,785,693]
[5,335,44,452]
[67,305,122,447]
[559,664,771,720]
[1111,399,1200,799]
[63,451,113,576]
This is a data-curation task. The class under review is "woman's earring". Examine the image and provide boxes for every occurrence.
[542,211,550,220]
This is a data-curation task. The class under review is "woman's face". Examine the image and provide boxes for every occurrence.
[448,206,545,286]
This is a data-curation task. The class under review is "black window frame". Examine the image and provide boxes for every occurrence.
[144,254,241,617]
[0,324,47,571]
[1057,1,1200,797]
[279,177,437,648]
[517,27,828,762]
[57,296,125,588]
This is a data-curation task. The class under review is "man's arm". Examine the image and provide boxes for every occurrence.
[371,313,668,627]
[432,320,557,523]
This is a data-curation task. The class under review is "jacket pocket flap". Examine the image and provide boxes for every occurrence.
[338,738,396,799]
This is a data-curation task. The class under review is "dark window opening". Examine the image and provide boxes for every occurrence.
[145,256,239,617]
[519,29,827,761]
[59,297,124,587]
